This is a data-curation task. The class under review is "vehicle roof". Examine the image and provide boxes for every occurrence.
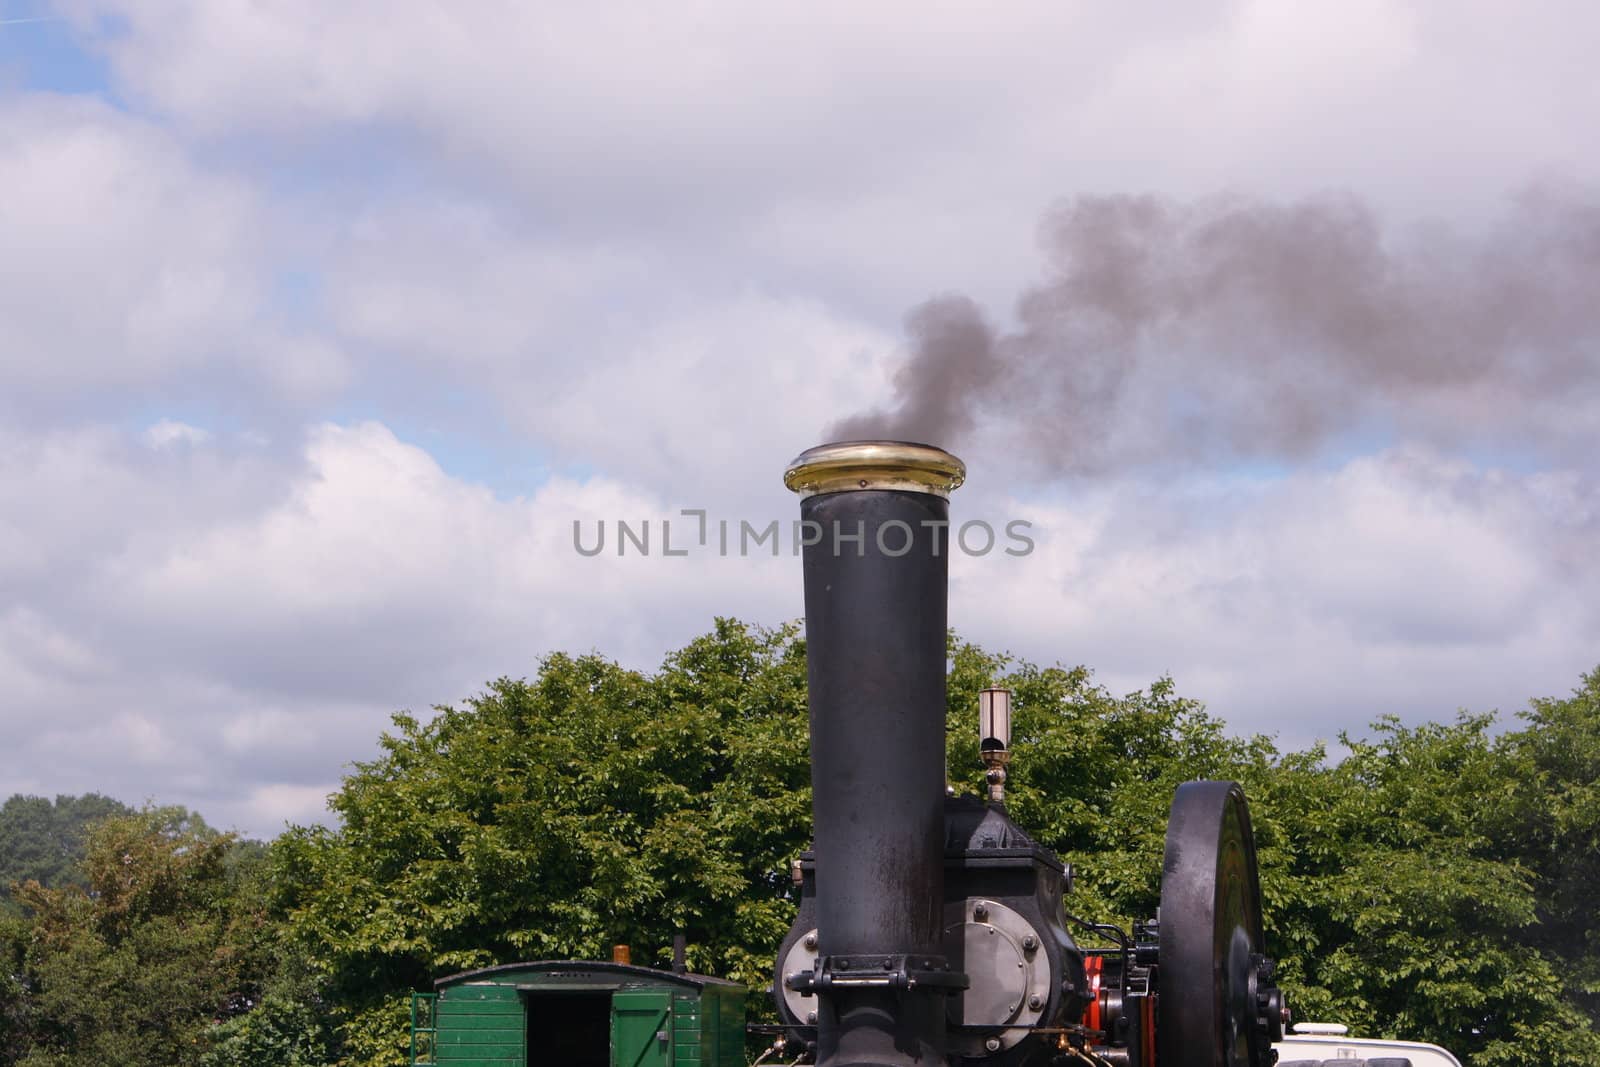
[434,960,743,991]
[1276,1033,1463,1067]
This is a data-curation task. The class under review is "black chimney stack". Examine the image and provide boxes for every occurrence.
[783,442,967,1067]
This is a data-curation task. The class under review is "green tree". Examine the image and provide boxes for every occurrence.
[274,619,812,1066]
[276,621,1600,1067]
[1274,715,1594,1065]
[1493,669,1600,1042]
[199,960,333,1067]
[0,909,31,1065]
[277,624,1305,1065]
[947,640,1600,1064]
[9,806,325,1067]
[0,795,131,901]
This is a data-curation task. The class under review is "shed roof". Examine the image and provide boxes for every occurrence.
[434,960,743,992]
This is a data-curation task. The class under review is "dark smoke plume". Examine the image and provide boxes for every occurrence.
[830,189,1600,473]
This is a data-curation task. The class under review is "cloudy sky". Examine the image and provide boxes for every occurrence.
[2,1,1597,837]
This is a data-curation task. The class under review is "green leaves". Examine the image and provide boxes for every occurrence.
[949,639,1600,1064]
[276,620,815,1063]
[4,632,1595,1067]
[0,794,131,903]
[6,807,311,1067]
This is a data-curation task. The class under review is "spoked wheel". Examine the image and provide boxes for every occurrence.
[1157,781,1284,1067]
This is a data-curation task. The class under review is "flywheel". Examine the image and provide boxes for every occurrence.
[1157,780,1284,1067]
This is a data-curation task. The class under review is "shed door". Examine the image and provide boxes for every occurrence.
[610,990,673,1067]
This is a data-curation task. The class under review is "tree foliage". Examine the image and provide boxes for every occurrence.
[273,619,812,1065]
[4,625,1597,1067]
[271,622,1600,1067]
[4,806,328,1067]
[0,795,132,903]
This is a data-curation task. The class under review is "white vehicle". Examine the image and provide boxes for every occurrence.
[1275,1022,1464,1067]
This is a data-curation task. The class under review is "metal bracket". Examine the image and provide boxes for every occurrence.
[786,954,969,996]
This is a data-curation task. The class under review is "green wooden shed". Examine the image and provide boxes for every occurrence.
[410,961,747,1067]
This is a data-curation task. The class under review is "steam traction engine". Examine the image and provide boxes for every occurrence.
[767,442,1289,1067]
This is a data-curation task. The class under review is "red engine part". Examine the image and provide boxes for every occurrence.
[1081,954,1105,1037]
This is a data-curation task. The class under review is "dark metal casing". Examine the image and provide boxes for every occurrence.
[777,797,1089,1067]
[941,797,1088,1065]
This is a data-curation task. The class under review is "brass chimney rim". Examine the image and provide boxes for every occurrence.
[783,440,966,499]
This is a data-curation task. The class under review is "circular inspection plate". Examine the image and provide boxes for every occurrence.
[943,898,1050,1055]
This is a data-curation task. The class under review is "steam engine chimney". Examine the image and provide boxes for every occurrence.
[783,442,968,1067]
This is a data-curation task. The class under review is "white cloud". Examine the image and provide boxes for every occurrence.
[244,782,340,831]
[506,288,902,497]
[3,420,1595,836]
[0,95,245,383]
[327,195,652,371]
[22,2,1600,481]
[952,449,1600,748]
[0,420,799,834]
[63,1,1600,232]
[4,1,1598,838]
[0,93,347,407]
[143,419,212,448]
[315,189,907,492]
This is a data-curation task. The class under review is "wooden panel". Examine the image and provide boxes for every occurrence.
[612,990,673,1067]
[437,987,523,1066]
